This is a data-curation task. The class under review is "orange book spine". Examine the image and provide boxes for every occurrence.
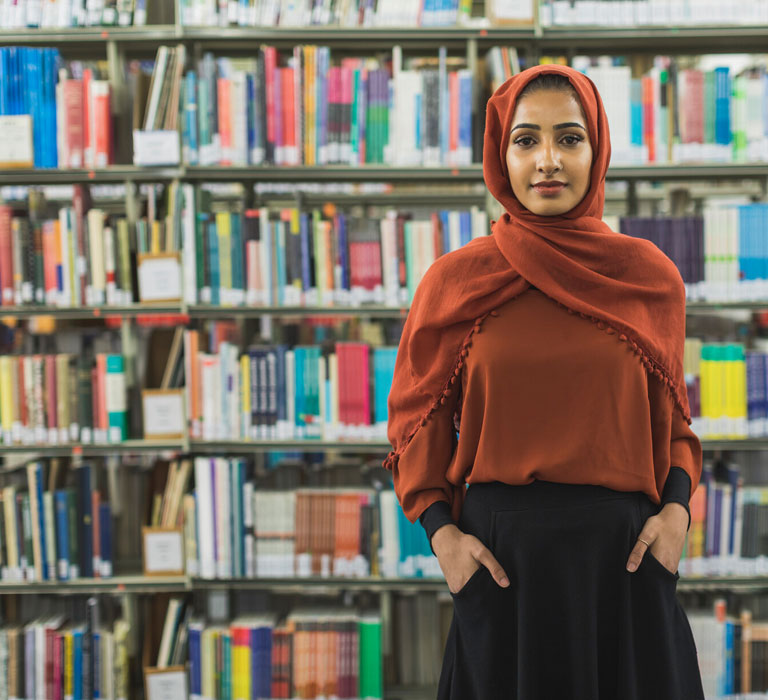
[282,67,296,163]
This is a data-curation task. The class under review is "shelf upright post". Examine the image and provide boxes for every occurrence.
[627,179,638,217]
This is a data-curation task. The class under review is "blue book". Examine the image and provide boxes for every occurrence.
[274,218,287,306]
[73,629,84,700]
[92,630,101,699]
[372,347,397,424]
[459,71,471,162]
[440,210,450,253]
[439,47,448,162]
[299,212,312,294]
[207,219,220,305]
[337,213,349,292]
[459,211,471,247]
[54,490,70,581]
[184,70,199,164]
[230,213,244,299]
[713,484,722,557]
[414,92,422,150]
[77,464,94,579]
[630,78,643,148]
[99,502,112,577]
[274,345,287,434]
[251,626,272,699]
[245,72,255,162]
[30,462,49,580]
[714,66,731,146]
[188,623,203,700]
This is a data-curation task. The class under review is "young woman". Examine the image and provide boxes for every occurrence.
[383,64,705,699]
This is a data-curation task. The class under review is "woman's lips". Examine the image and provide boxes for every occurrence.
[532,182,566,196]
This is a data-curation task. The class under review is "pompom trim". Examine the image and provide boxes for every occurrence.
[382,309,497,471]
[550,297,693,426]
[382,291,692,472]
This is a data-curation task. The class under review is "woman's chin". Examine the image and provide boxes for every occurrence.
[522,199,576,216]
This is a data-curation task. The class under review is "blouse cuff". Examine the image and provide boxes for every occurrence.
[660,466,692,532]
[418,500,456,556]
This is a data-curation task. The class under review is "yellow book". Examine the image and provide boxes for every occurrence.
[64,630,74,700]
[231,625,251,700]
[0,355,14,438]
[151,220,162,254]
[216,211,233,306]
[289,208,302,299]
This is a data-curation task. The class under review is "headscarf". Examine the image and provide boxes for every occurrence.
[383,64,691,480]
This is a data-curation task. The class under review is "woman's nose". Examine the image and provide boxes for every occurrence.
[536,142,561,174]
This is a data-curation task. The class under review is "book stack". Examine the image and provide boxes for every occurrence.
[0,462,113,582]
[0,351,128,446]
[187,609,382,700]
[0,0,149,27]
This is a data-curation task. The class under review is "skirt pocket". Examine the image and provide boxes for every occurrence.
[450,564,487,598]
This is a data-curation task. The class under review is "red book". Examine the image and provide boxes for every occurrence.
[0,205,13,305]
[45,355,57,434]
[42,221,57,306]
[82,68,93,168]
[281,67,296,164]
[62,79,84,168]
[264,46,277,159]
[91,80,112,168]
[52,632,63,700]
[642,75,655,162]
[45,626,56,700]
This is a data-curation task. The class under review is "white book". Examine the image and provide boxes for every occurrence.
[143,46,170,131]
[194,457,216,579]
[378,490,400,578]
[243,481,254,577]
[181,184,198,304]
[259,206,272,306]
[214,458,231,578]
[379,212,399,305]
[42,491,57,583]
[103,226,117,306]
[87,209,106,306]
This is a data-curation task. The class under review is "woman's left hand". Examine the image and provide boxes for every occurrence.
[626,502,689,575]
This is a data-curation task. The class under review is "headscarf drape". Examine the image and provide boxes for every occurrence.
[383,64,691,475]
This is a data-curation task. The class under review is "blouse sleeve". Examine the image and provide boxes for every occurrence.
[387,380,461,532]
[660,403,702,532]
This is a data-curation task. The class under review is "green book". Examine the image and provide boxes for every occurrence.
[704,71,715,146]
[105,354,127,442]
[359,614,383,699]
[66,489,79,579]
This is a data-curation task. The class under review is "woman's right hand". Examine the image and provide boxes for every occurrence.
[431,524,511,594]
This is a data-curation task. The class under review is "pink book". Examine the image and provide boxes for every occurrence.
[62,79,84,168]
[82,68,93,167]
[91,81,112,168]
[0,205,13,305]
[217,78,232,166]
[449,71,459,160]
[52,632,63,700]
[282,67,296,163]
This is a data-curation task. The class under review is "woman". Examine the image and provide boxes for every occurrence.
[382,64,705,699]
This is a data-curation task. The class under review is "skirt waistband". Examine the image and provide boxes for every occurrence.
[465,479,650,512]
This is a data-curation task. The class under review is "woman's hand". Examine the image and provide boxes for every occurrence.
[626,502,689,574]
[431,524,511,594]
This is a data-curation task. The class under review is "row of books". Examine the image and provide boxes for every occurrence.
[0,0,147,27]
[0,188,488,308]
[687,600,768,697]
[677,464,768,579]
[0,352,128,446]
[184,334,396,442]
[186,609,383,700]
[179,47,473,168]
[0,462,112,582]
[539,0,768,26]
[179,0,474,28]
[0,605,131,700]
[682,339,768,441]
[186,458,437,580]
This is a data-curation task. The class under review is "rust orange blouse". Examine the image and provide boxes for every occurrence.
[388,285,702,544]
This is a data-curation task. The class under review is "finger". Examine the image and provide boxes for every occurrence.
[475,547,510,587]
[626,530,654,572]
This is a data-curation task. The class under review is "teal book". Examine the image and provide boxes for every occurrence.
[105,354,127,442]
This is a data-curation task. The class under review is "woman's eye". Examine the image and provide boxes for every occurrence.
[562,134,583,146]
[514,136,534,147]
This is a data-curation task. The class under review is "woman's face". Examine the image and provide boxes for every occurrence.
[505,89,593,216]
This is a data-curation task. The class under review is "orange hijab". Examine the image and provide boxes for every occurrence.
[383,64,691,474]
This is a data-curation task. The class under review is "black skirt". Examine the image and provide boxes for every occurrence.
[437,479,705,700]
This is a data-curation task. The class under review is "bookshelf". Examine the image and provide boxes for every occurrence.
[6,6,768,699]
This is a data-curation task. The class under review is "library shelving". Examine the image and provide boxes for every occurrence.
[8,8,768,699]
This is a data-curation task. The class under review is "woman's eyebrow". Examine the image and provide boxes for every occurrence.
[510,122,586,132]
